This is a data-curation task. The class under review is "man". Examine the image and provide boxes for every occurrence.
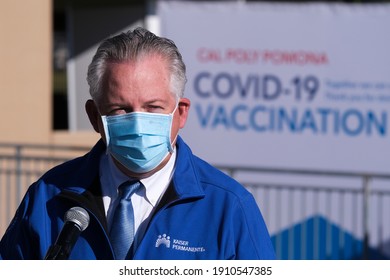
[0,27,275,259]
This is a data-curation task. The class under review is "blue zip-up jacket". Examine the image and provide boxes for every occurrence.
[0,137,275,260]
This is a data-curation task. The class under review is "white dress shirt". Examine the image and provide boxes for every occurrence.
[99,148,176,249]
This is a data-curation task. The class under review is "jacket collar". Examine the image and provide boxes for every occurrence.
[88,136,205,201]
[171,136,205,200]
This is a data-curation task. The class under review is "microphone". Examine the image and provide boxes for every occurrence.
[44,206,90,260]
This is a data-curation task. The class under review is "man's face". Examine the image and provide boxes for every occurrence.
[86,53,190,177]
[99,54,176,117]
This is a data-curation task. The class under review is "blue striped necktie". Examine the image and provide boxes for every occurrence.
[109,180,141,259]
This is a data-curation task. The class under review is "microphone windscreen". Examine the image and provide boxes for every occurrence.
[64,207,90,232]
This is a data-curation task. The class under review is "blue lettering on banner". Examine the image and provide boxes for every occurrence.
[194,71,320,101]
[194,103,387,137]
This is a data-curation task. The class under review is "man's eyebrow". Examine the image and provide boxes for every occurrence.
[144,98,170,104]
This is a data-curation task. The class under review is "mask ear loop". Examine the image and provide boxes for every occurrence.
[101,115,111,154]
[168,101,180,152]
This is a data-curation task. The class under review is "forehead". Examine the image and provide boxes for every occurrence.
[99,55,174,104]
[106,53,169,79]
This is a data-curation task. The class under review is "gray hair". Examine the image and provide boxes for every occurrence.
[87,27,187,103]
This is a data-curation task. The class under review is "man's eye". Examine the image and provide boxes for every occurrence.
[108,108,127,115]
[147,105,165,113]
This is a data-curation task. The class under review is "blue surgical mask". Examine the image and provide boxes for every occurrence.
[101,105,177,173]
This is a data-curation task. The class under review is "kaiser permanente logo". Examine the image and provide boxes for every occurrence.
[155,234,206,253]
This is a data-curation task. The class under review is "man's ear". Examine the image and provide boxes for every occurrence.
[178,98,191,129]
[85,99,100,133]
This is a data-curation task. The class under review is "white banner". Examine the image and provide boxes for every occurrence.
[159,2,390,174]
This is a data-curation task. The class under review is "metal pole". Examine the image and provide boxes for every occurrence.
[15,145,22,204]
[362,176,371,259]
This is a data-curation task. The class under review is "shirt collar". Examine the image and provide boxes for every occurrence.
[101,148,176,207]
[140,148,176,207]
